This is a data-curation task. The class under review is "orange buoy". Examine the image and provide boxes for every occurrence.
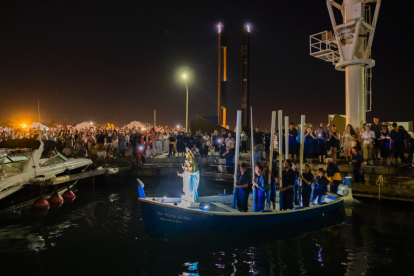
[31,197,50,210]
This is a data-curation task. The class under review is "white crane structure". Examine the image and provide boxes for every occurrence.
[310,0,382,128]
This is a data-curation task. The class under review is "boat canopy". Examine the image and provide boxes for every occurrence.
[0,139,56,149]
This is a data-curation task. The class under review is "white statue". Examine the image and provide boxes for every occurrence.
[177,149,200,203]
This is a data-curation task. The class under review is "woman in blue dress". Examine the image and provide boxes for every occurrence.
[304,127,315,164]
[378,125,391,166]
[252,164,266,212]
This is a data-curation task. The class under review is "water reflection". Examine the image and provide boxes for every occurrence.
[0,176,413,276]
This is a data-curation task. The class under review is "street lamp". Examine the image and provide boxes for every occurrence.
[183,74,188,133]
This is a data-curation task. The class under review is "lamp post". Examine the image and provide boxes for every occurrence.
[183,74,188,133]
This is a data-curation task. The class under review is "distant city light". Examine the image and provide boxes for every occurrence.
[246,24,251,33]
[217,22,222,33]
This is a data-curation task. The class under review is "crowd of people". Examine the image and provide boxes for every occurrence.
[251,117,414,168]
[0,125,240,168]
[1,117,413,171]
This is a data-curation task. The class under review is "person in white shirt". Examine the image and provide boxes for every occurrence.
[203,132,211,147]
[145,147,152,159]
[191,143,200,158]
[361,124,376,165]
[240,131,248,153]
[96,144,107,165]
[225,133,235,152]
[157,132,163,155]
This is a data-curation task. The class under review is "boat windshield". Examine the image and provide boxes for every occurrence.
[43,153,68,166]
[0,154,29,164]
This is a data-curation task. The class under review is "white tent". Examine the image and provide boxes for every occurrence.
[124,121,145,130]
[29,122,49,130]
[75,122,93,130]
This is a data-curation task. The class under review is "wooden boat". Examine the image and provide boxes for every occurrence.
[137,179,345,236]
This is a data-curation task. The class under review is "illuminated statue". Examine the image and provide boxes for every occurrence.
[177,148,200,203]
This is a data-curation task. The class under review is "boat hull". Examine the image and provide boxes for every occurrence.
[139,197,344,236]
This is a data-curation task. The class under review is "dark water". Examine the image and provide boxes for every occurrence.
[1,175,414,276]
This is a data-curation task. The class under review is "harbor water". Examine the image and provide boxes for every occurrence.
[1,175,414,276]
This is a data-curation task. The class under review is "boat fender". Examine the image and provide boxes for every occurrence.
[199,207,206,211]
[48,193,64,205]
[62,189,76,199]
[32,197,50,210]
[293,207,305,210]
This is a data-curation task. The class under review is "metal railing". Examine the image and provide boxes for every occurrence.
[309,31,341,64]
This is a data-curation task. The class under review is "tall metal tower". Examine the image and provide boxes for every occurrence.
[241,24,251,129]
[217,23,227,127]
[310,0,382,128]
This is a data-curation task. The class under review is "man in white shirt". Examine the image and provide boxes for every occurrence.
[225,133,235,152]
[361,124,375,165]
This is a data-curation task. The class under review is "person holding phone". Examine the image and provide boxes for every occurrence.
[329,125,339,164]
[304,127,315,164]
[316,127,327,163]
[378,125,391,165]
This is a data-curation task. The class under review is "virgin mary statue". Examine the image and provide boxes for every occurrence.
[177,148,200,202]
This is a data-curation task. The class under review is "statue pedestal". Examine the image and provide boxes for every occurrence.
[180,199,200,208]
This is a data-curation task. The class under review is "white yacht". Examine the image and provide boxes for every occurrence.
[0,139,92,209]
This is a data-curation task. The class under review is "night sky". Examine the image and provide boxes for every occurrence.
[0,0,412,129]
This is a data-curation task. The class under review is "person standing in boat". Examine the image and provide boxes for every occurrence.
[299,164,314,207]
[279,159,296,210]
[252,164,266,212]
[233,163,251,212]
[325,158,341,194]
[291,162,300,205]
[313,168,329,205]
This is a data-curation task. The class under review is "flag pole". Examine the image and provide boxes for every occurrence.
[278,110,283,211]
[233,110,242,209]
[250,106,256,212]
[299,115,305,206]
[267,111,276,209]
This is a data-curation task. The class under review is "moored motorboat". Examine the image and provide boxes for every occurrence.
[0,139,92,210]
